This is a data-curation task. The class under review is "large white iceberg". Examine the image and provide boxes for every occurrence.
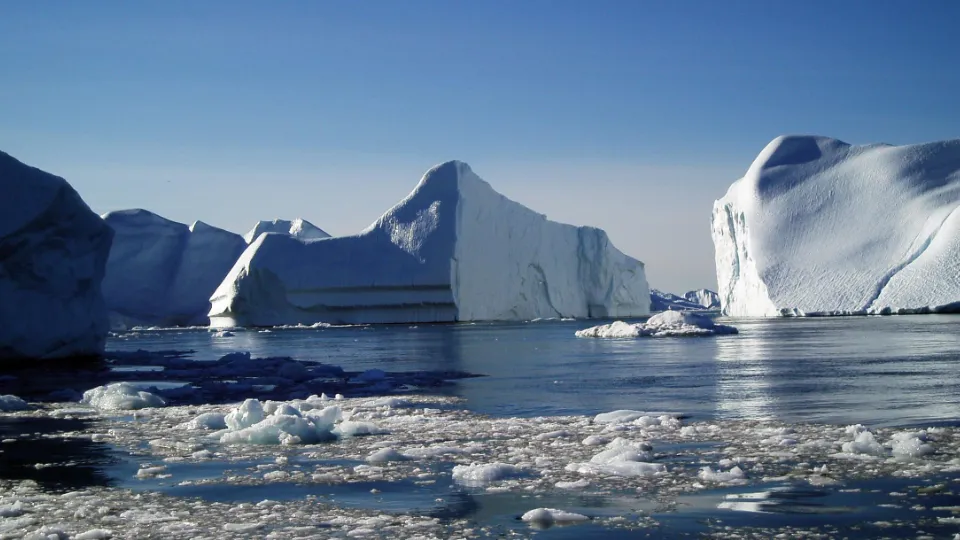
[712,135,960,316]
[243,218,330,244]
[0,151,113,360]
[210,161,649,326]
[102,210,247,328]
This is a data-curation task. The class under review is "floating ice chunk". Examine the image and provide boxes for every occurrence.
[452,463,524,486]
[842,431,885,456]
[0,501,23,517]
[74,530,113,540]
[182,412,227,430]
[81,383,165,411]
[0,395,30,411]
[566,460,665,478]
[890,431,934,458]
[364,397,411,408]
[334,421,387,438]
[352,369,387,383]
[303,405,343,430]
[521,508,589,524]
[402,445,466,459]
[576,312,737,338]
[223,523,261,533]
[582,435,609,446]
[220,412,334,445]
[589,438,654,464]
[555,479,591,490]
[535,430,570,440]
[594,410,671,424]
[224,399,266,430]
[366,448,408,463]
[699,466,746,483]
[575,320,641,338]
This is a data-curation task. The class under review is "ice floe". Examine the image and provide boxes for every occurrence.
[575,311,738,338]
[81,383,166,411]
[0,394,31,411]
[520,507,589,524]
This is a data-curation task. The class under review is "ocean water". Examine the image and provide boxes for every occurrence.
[4,315,960,539]
[110,314,960,426]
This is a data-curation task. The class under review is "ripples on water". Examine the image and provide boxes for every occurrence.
[108,315,960,427]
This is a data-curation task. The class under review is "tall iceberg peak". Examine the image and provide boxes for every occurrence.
[0,151,113,360]
[712,135,960,316]
[244,218,330,244]
[210,160,649,326]
[102,209,247,328]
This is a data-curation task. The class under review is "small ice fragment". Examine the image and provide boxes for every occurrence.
[366,448,408,463]
[452,463,523,486]
[521,508,589,524]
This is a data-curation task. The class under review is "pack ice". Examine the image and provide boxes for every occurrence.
[243,218,330,244]
[712,135,960,316]
[102,210,247,328]
[210,161,649,326]
[0,151,113,360]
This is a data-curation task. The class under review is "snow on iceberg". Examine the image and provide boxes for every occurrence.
[712,135,960,316]
[101,210,247,328]
[243,218,330,244]
[82,383,166,411]
[575,311,738,338]
[210,161,649,326]
[0,151,113,361]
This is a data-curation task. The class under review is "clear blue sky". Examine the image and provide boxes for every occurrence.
[2,1,958,292]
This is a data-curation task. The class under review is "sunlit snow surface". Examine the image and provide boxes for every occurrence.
[2,391,960,538]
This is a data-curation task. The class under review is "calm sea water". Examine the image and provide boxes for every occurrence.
[109,315,960,427]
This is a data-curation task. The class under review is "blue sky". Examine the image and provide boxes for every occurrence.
[2,1,958,292]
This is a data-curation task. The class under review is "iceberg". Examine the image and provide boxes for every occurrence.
[0,151,113,361]
[243,218,330,244]
[575,311,738,338]
[210,161,649,326]
[683,289,720,309]
[101,210,247,328]
[649,289,710,312]
[712,135,960,316]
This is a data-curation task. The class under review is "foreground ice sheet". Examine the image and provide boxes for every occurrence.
[575,311,738,338]
[210,161,649,326]
[712,135,960,316]
[2,393,960,539]
[0,151,113,361]
[243,218,330,244]
[102,209,247,328]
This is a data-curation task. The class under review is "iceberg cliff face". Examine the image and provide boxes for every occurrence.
[243,218,330,244]
[0,151,113,360]
[102,210,247,328]
[712,135,960,316]
[210,161,649,326]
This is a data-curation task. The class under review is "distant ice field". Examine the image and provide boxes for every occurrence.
[104,315,960,427]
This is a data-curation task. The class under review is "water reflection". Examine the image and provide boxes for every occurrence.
[714,319,777,420]
[0,417,118,488]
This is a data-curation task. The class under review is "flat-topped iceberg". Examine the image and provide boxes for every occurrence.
[575,311,738,338]
[0,151,113,361]
[243,218,330,244]
[210,161,649,326]
[712,135,960,316]
[102,210,247,328]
